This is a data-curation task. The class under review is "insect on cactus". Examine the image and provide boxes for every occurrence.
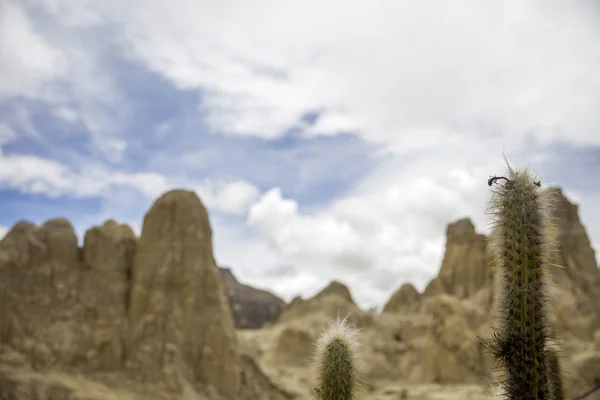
[483,163,560,400]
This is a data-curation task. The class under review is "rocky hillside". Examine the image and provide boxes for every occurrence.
[0,186,598,400]
[0,190,291,400]
[238,187,600,400]
[414,187,600,339]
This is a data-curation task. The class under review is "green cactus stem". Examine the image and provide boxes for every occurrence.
[312,315,362,400]
[484,165,559,400]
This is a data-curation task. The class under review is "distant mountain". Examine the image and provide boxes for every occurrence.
[219,266,286,329]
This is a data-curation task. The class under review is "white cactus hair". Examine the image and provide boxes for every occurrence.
[486,384,507,400]
[312,312,363,367]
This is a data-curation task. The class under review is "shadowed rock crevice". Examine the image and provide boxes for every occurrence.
[219,266,286,329]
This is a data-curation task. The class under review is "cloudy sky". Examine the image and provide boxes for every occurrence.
[1,0,599,309]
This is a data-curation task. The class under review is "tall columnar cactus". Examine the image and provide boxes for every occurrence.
[485,165,559,400]
[312,315,362,400]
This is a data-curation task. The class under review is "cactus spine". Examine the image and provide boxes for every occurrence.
[312,315,362,400]
[485,166,558,400]
[547,347,565,400]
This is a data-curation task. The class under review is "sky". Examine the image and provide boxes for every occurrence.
[1,0,600,310]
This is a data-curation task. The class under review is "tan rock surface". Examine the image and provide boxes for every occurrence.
[277,281,368,326]
[82,219,137,371]
[0,218,96,370]
[0,190,287,400]
[272,326,313,366]
[311,280,357,305]
[546,188,600,338]
[424,218,492,299]
[125,190,239,396]
[417,294,491,384]
[286,296,304,310]
[0,218,138,375]
[382,283,420,313]
[0,353,292,400]
[570,351,600,400]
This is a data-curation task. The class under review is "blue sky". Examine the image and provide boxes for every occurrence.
[1,0,600,309]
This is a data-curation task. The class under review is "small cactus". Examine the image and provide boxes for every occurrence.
[312,315,362,400]
[484,165,559,400]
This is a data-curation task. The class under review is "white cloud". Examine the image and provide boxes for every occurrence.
[60,0,600,306]
[249,188,372,269]
[0,104,42,142]
[247,175,470,307]
[0,225,7,240]
[194,180,260,214]
[0,123,16,146]
[0,149,165,198]
[212,212,337,302]
[0,147,260,215]
[0,0,67,98]
[248,142,600,309]
[69,0,600,149]
[0,0,129,163]
[33,0,105,28]
[53,106,79,122]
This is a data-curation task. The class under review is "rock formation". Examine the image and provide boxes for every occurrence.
[277,280,368,326]
[311,280,357,305]
[0,184,598,400]
[420,218,492,300]
[0,190,290,400]
[400,187,600,397]
[382,283,420,313]
[239,187,600,400]
[125,190,239,395]
[0,218,117,371]
[219,266,286,329]
[547,188,600,337]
